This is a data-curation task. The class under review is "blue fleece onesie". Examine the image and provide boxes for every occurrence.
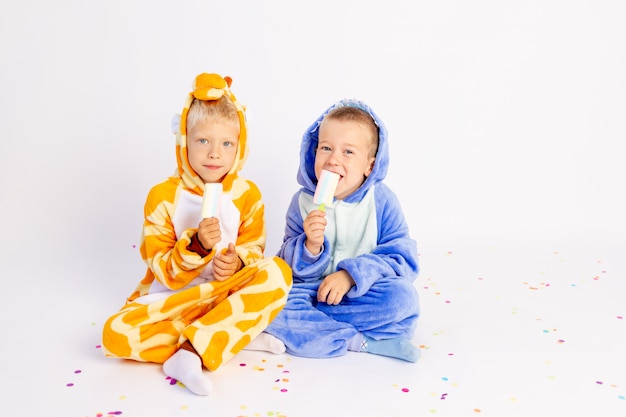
[265,99,420,359]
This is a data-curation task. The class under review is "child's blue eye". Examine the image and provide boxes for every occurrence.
[199,138,208,144]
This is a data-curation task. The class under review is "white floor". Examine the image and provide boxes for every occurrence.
[3,238,624,417]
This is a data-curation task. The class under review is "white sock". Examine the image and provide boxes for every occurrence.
[243,332,286,354]
[162,349,212,396]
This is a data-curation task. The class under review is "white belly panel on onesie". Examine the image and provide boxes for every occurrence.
[135,188,239,304]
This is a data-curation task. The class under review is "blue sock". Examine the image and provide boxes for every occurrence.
[361,336,420,363]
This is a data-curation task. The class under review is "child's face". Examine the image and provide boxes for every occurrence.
[187,118,239,183]
[315,118,376,200]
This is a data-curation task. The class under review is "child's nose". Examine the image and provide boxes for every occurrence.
[326,151,340,165]
[207,145,220,158]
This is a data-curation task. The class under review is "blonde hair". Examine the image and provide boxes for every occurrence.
[187,96,240,131]
[322,106,379,157]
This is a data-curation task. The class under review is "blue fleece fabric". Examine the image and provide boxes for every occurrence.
[266,99,420,358]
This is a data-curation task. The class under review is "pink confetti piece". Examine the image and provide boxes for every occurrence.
[239,363,247,366]
[66,383,74,387]
[74,370,82,374]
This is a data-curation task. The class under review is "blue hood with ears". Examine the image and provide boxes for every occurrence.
[297,99,390,204]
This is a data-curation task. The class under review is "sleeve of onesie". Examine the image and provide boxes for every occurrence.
[338,184,419,298]
[230,179,267,266]
[141,180,213,290]
[277,191,332,282]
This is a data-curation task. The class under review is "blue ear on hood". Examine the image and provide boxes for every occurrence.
[297,98,390,204]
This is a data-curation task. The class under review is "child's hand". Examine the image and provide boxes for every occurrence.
[213,243,243,281]
[197,217,221,252]
[303,209,326,255]
[317,270,355,305]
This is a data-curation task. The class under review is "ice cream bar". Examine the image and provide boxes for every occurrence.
[201,183,222,218]
[313,169,340,210]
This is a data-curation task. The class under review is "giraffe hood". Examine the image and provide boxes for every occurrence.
[171,73,249,194]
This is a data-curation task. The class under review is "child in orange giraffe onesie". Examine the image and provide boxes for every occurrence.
[102,73,292,396]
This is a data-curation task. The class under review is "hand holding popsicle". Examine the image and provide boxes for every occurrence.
[304,170,340,254]
[197,217,221,252]
[197,183,223,251]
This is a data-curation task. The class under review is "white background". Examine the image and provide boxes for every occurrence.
[2,1,624,281]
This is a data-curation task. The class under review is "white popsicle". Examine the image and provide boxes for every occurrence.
[313,169,340,209]
[202,183,223,218]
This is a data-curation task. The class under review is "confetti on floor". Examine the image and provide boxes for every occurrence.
[7,243,625,416]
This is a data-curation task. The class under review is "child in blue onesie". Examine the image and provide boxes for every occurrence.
[264,99,420,362]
